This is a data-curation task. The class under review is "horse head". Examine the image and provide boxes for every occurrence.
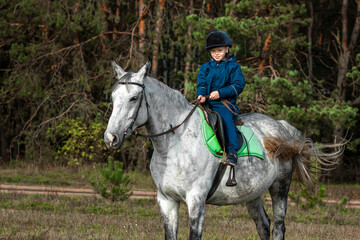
[104,62,150,148]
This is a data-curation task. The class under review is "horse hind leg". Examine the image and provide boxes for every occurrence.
[157,193,180,240]
[269,176,292,240]
[246,197,271,240]
[266,139,293,240]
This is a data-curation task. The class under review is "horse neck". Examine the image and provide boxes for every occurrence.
[143,77,194,145]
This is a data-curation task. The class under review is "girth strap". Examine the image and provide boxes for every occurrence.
[206,163,227,201]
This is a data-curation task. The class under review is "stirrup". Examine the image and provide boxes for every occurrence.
[226,166,237,187]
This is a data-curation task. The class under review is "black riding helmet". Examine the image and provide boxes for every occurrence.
[206,30,232,50]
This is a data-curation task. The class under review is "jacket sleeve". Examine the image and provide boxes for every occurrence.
[196,64,208,97]
[218,64,245,98]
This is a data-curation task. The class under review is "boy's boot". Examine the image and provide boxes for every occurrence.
[224,153,237,166]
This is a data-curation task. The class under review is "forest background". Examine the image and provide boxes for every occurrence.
[0,0,359,183]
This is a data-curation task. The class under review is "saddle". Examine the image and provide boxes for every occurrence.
[197,105,264,194]
[198,105,244,156]
[200,105,226,151]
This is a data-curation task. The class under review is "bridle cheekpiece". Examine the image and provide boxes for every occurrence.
[116,81,146,138]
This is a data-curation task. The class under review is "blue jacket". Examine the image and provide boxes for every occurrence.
[196,56,245,107]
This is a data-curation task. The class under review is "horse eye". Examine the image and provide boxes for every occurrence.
[129,96,138,102]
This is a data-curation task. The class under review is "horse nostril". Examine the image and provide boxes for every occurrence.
[112,135,118,146]
[106,132,119,147]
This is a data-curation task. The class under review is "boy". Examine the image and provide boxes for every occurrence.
[197,30,245,166]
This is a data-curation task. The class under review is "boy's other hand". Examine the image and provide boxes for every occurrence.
[197,95,206,103]
[209,91,219,100]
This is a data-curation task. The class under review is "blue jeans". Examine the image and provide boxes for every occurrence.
[210,104,239,154]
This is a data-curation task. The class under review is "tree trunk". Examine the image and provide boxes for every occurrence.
[138,0,147,63]
[337,0,360,101]
[259,34,271,76]
[229,0,237,17]
[151,0,165,78]
[334,0,350,153]
[333,0,360,177]
[184,0,194,96]
[101,2,110,54]
[337,0,350,101]
[307,0,314,87]
[0,127,8,162]
[113,0,121,40]
[206,2,211,15]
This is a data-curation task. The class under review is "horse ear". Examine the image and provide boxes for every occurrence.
[137,61,151,82]
[112,61,126,79]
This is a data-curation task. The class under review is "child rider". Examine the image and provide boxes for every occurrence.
[196,30,246,166]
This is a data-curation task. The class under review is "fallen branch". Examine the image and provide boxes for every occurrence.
[34,31,133,61]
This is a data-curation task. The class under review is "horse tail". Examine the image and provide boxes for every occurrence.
[264,120,345,188]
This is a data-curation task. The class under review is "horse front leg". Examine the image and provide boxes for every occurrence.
[187,195,206,240]
[157,193,180,240]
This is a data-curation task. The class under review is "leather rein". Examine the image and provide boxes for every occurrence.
[118,82,203,139]
[119,81,239,139]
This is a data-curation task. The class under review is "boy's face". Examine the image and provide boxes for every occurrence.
[210,46,229,61]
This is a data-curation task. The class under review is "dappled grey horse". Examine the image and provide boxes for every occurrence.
[104,62,342,240]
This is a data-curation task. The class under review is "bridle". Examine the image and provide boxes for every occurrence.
[117,82,146,138]
[117,81,201,139]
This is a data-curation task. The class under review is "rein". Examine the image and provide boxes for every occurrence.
[119,81,238,139]
[220,99,240,116]
[118,81,205,139]
[135,98,204,138]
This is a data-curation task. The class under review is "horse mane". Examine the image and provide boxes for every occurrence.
[145,76,192,107]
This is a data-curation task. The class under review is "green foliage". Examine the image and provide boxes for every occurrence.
[346,53,360,81]
[347,138,360,152]
[241,74,358,139]
[0,0,359,179]
[171,0,348,142]
[289,184,327,209]
[184,79,197,100]
[91,157,132,202]
[47,116,110,166]
[0,0,118,165]
[338,196,349,213]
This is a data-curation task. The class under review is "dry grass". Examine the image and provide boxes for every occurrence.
[1,165,360,239]
[0,165,156,190]
[1,192,360,240]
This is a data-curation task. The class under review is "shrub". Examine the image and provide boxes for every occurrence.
[47,116,111,166]
[91,157,132,202]
[289,184,327,209]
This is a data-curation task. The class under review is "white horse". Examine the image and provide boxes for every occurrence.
[104,62,342,240]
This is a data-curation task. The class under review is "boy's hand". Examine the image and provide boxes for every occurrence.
[209,91,220,100]
[197,95,206,103]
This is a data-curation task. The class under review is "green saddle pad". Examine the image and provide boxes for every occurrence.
[197,108,264,159]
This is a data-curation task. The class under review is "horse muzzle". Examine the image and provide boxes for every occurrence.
[104,132,124,149]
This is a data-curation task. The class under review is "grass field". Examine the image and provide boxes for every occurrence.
[0,164,156,190]
[1,165,360,239]
[1,192,360,239]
